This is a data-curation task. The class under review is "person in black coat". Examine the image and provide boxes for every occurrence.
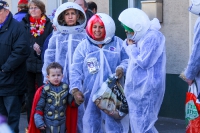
[21,0,53,124]
[0,1,30,133]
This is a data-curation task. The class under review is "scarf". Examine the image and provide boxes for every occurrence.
[29,15,46,37]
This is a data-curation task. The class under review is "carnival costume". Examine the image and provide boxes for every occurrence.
[42,3,87,132]
[28,83,78,133]
[119,8,166,133]
[42,2,86,84]
[70,13,129,133]
[184,0,200,93]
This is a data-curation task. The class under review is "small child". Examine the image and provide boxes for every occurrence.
[28,62,79,133]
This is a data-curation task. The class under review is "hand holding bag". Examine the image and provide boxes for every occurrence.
[92,74,128,119]
[185,83,200,133]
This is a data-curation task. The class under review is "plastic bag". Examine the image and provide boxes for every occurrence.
[92,74,128,119]
[185,83,200,133]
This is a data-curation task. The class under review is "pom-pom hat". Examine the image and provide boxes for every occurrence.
[18,0,28,5]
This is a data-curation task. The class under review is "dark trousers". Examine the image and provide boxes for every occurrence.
[0,95,23,133]
[26,72,43,123]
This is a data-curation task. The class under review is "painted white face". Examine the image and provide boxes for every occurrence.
[189,0,200,15]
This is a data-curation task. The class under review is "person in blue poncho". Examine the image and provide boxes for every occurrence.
[183,0,200,88]
[13,0,28,22]
[42,2,87,132]
[42,2,86,84]
[69,13,129,133]
[118,8,166,133]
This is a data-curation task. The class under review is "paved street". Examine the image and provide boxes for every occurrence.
[155,117,185,133]
[19,113,27,133]
[19,113,185,133]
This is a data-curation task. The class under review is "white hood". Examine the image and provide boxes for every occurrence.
[118,8,151,42]
[87,13,116,45]
[53,2,86,34]
[189,0,200,15]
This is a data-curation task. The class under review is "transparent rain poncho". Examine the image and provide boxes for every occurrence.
[42,2,87,84]
[70,13,129,133]
[185,17,200,92]
[123,19,166,133]
[70,37,129,133]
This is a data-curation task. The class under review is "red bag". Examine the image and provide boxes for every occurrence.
[185,83,200,133]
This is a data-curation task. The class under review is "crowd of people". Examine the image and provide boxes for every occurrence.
[3,0,199,133]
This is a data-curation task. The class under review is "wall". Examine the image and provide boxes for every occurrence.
[159,0,200,119]
[138,0,197,74]
[161,0,189,74]
[6,0,17,14]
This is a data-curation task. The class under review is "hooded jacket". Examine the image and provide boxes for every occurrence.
[42,2,87,83]
[13,10,28,22]
[0,12,30,95]
[119,8,166,133]
[69,13,129,133]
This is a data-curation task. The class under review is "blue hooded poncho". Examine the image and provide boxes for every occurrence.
[119,8,166,133]
[42,2,87,84]
[70,13,129,133]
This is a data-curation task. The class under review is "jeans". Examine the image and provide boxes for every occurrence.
[0,95,23,133]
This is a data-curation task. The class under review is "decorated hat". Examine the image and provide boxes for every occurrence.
[0,0,9,10]
[18,0,28,5]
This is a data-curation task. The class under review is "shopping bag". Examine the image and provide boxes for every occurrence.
[185,83,200,133]
[92,74,128,119]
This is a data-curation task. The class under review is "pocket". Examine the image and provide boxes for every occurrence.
[0,72,14,86]
[0,42,11,59]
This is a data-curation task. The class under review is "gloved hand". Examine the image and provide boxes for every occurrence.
[127,39,135,45]
[71,88,84,105]
[115,67,124,79]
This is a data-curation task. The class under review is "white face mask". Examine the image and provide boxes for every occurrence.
[127,33,134,39]
[125,30,134,40]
